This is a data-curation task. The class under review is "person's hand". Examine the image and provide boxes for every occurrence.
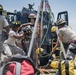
[19,32,25,37]
[18,25,23,30]
[52,48,56,53]
[22,32,25,37]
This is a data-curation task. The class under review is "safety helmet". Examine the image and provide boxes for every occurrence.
[0,4,3,11]
[51,26,56,32]
[11,21,21,27]
[22,27,32,35]
[50,61,58,69]
[28,13,36,19]
[55,19,66,26]
[36,48,44,54]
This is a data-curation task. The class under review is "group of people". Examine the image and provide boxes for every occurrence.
[0,4,76,68]
[0,4,43,66]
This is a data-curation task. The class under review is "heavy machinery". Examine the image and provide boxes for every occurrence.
[5,4,37,24]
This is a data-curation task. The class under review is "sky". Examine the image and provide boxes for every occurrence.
[0,0,76,31]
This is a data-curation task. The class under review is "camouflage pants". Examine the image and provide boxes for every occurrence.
[0,35,4,52]
[67,43,75,59]
[0,35,5,60]
[3,43,26,57]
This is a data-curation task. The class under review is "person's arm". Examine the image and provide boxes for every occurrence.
[4,26,9,36]
[52,40,59,52]
[13,33,24,39]
[18,22,32,30]
[52,35,63,53]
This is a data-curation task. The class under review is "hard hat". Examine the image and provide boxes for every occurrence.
[22,27,32,35]
[50,61,58,69]
[28,13,36,19]
[55,19,66,26]
[51,26,56,32]
[0,4,3,11]
[11,21,21,27]
[36,48,44,54]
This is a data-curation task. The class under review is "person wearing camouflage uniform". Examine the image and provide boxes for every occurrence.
[0,5,9,63]
[53,19,76,59]
[3,21,25,62]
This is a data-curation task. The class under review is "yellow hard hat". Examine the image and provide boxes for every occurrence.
[36,48,44,54]
[50,61,58,69]
[51,26,56,32]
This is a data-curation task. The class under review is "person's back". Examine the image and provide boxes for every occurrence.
[4,30,17,45]
[59,26,76,43]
